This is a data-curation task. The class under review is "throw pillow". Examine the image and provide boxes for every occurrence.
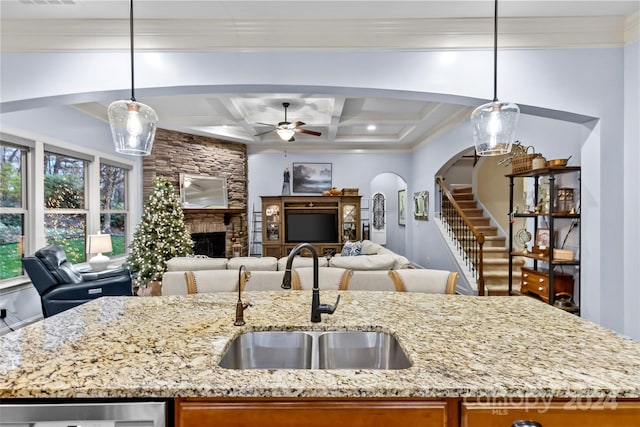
[341,240,362,256]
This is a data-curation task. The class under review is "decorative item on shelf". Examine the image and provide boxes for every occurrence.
[532,156,547,170]
[322,190,331,196]
[555,187,575,213]
[515,228,532,253]
[329,187,342,196]
[553,248,574,261]
[547,156,572,167]
[87,233,113,271]
[523,190,535,213]
[342,188,359,196]
[511,145,542,173]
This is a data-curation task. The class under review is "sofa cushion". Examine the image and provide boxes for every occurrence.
[329,254,395,270]
[242,271,300,291]
[277,256,328,271]
[227,256,278,271]
[293,267,352,290]
[162,270,239,295]
[347,270,403,291]
[166,256,228,271]
[376,247,411,269]
[360,239,383,255]
[341,240,362,256]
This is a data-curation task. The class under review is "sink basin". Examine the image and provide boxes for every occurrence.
[318,331,412,370]
[218,331,313,369]
[219,330,411,370]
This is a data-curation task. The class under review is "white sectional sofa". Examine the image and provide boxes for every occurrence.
[160,240,457,295]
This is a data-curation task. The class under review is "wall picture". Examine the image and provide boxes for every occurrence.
[413,191,429,220]
[398,189,406,225]
[292,162,332,193]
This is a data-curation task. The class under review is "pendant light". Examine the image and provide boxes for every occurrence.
[470,0,519,156]
[107,0,158,156]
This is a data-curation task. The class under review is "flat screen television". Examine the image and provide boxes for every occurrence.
[286,213,338,243]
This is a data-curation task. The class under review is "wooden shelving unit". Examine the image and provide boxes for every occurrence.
[506,166,581,312]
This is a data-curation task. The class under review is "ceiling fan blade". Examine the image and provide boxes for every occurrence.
[254,129,275,136]
[290,121,305,128]
[257,122,276,127]
[295,128,322,136]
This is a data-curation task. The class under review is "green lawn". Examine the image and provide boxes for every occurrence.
[0,235,126,280]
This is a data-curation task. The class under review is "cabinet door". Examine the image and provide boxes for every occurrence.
[341,198,360,242]
[462,400,640,427]
[176,398,449,427]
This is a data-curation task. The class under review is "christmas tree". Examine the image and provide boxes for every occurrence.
[126,177,193,286]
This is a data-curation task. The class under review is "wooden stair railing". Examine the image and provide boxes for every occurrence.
[436,177,486,296]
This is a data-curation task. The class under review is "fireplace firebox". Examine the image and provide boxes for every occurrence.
[191,232,226,258]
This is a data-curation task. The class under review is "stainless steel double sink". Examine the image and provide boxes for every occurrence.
[219,330,412,370]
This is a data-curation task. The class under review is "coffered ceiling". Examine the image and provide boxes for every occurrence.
[1,1,638,152]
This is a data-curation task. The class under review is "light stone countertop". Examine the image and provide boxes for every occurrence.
[1,291,639,399]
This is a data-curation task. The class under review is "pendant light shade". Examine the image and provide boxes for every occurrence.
[108,0,157,156]
[471,0,519,156]
[108,100,157,155]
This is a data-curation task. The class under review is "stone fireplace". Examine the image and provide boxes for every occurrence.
[142,128,248,257]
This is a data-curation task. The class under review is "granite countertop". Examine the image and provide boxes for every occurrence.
[1,291,639,399]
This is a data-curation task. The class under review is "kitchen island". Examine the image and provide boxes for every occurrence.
[1,291,640,426]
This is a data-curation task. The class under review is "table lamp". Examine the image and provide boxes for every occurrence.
[88,233,113,271]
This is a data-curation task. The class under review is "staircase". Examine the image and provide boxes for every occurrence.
[450,186,523,296]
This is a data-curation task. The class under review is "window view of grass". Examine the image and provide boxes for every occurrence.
[0,235,126,280]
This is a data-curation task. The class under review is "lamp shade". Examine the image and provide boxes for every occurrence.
[88,234,113,255]
[471,100,520,156]
[88,234,113,272]
[108,100,158,155]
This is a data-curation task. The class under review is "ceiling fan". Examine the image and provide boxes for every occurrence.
[254,102,322,142]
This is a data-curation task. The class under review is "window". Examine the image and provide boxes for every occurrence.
[0,144,26,280]
[44,152,87,264]
[100,162,127,256]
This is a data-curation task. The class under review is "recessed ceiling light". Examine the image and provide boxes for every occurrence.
[367,124,376,131]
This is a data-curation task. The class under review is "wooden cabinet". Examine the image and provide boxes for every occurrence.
[461,399,640,427]
[176,398,452,427]
[506,166,581,311]
[261,195,361,258]
[176,397,640,427]
[521,267,573,302]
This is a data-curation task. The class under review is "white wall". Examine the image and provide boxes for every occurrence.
[1,46,638,339]
[370,173,407,254]
[623,40,640,340]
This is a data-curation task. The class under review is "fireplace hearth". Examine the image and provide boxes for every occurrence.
[191,232,226,258]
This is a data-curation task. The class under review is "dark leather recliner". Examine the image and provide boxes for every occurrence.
[22,244,134,318]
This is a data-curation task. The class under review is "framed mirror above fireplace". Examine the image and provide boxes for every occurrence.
[180,173,228,209]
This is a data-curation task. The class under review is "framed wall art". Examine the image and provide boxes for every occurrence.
[292,162,332,193]
[398,189,406,225]
[413,191,429,220]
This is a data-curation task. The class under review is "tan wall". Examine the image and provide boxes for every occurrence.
[143,129,248,256]
[476,156,523,241]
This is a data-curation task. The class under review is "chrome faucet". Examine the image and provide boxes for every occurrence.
[281,242,340,323]
[234,265,251,326]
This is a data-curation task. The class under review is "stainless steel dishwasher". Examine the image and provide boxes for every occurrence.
[0,401,167,427]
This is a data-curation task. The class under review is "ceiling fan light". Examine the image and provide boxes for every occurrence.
[276,128,296,142]
[471,100,519,156]
[108,100,158,155]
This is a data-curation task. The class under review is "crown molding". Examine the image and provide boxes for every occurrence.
[0,16,631,51]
